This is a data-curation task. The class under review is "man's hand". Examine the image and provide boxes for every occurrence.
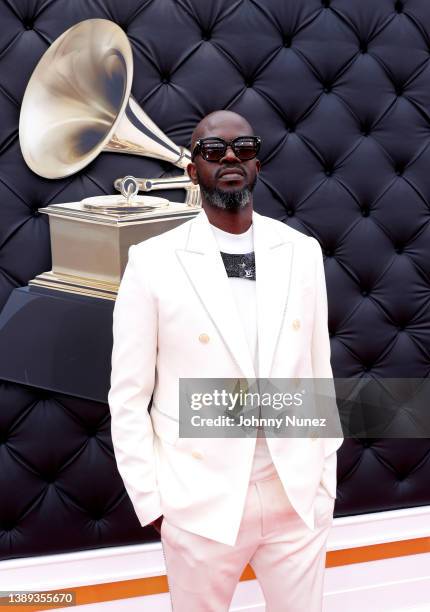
[151,515,164,534]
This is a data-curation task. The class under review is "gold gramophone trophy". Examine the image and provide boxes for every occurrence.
[19,19,201,300]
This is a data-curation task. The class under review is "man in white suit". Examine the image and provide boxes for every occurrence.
[108,110,343,611]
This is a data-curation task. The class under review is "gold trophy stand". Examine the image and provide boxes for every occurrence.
[30,200,199,300]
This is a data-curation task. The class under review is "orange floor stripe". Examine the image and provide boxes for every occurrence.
[326,535,430,567]
[1,536,429,610]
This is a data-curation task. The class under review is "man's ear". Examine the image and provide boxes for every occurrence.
[256,159,261,174]
[187,162,198,185]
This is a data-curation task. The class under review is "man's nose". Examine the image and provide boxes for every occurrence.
[219,145,240,163]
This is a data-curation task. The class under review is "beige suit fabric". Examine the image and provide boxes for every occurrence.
[161,469,335,611]
[108,209,343,546]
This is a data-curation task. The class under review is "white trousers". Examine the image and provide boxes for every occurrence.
[161,474,335,611]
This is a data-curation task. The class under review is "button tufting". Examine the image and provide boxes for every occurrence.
[2,0,430,564]
[361,290,368,296]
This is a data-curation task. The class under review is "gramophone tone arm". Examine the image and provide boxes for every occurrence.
[114,176,194,192]
[114,175,201,208]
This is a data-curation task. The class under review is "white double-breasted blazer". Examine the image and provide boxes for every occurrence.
[108,209,344,546]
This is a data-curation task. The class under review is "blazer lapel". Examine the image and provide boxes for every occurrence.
[176,210,256,380]
[253,212,294,378]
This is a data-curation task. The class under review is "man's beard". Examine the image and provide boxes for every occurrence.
[199,174,257,211]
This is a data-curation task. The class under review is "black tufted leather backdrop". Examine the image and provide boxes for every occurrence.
[1,0,430,561]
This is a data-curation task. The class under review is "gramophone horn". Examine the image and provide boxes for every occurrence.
[19,18,191,179]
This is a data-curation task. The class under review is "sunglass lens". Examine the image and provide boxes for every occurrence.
[234,138,259,160]
[201,142,225,161]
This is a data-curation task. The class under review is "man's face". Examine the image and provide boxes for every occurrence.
[188,116,261,211]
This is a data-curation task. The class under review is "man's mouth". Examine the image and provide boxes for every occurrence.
[218,167,245,180]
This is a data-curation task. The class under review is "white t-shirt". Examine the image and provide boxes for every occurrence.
[211,223,277,482]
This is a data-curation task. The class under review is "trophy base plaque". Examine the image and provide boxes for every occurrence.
[30,200,200,300]
[30,271,119,300]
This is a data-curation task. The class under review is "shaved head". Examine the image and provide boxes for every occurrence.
[190,111,254,151]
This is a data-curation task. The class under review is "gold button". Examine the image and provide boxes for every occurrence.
[199,333,210,344]
[191,450,203,460]
[292,319,301,331]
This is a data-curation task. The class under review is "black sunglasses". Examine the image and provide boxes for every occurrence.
[191,136,261,162]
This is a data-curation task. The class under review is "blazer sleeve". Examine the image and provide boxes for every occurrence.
[309,237,333,379]
[108,244,162,526]
[309,237,344,456]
